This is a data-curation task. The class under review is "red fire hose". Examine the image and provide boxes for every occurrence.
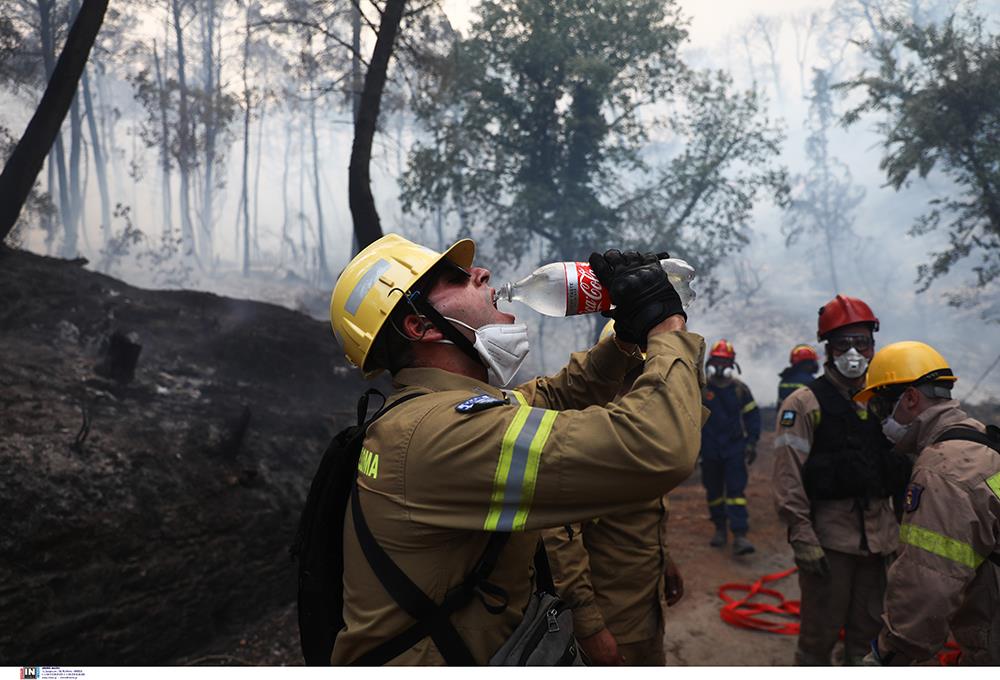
[718,567,962,665]
[718,566,801,635]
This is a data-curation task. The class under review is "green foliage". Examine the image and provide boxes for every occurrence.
[840,14,1000,291]
[400,0,787,292]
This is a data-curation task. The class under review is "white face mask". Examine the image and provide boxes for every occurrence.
[833,347,868,379]
[444,317,530,388]
[881,394,910,444]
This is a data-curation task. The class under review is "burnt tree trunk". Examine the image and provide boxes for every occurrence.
[152,39,173,239]
[37,0,73,253]
[309,89,328,281]
[0,0,110,246]
[170,0,197,261]
[81,65,111,246]
[200,0,219,268]
[348,0,406,250]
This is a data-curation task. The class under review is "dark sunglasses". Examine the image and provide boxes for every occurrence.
[868,387,906,421]
[828,335,874,353]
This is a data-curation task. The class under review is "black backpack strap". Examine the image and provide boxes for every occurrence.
[934,426,1000,454]
[533,541,556,595]
[349,483,511,666]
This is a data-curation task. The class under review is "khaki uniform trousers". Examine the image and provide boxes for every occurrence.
[618,637,667,666]
[796,548,887,665]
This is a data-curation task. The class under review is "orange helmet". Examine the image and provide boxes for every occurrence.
[789,344,819,364]
[817,295,879,340]
[709,339,736,360]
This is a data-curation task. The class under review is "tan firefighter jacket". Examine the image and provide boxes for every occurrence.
[542,495,672,645]
[877,400,1000,665]
[771,368,899,555]
[330,330,706,665]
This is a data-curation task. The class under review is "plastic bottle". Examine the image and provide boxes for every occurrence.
[495,257,696,317]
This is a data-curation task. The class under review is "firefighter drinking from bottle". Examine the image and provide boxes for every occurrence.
[327,235,704,665]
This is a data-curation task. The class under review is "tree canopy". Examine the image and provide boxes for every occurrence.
[400,0,787,292]
[842,13,1000,295]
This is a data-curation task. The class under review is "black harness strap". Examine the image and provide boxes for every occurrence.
[533,541,555,595]
[408,290,483,368]
[349,485,511,666]
[934,425,1000,453]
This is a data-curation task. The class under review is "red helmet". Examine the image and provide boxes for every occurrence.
[789,344,819,364]
[816,295,879,340]
[709,339,736,360]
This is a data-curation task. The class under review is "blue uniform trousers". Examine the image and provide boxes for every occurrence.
[701,448,749,534]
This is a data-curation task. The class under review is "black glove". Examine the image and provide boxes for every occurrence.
[588,249,685,347]
[791,541,831,578]
[745,442,758,466]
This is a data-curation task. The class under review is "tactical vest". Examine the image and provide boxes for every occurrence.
[801,375,912,502]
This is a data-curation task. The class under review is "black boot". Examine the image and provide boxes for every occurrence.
[732,533,755,555]
[709,525,727,547]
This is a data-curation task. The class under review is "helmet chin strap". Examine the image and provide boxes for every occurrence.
[406,290,485,368]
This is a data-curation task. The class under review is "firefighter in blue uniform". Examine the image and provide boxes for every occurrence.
[778,344,820,404]
[701,339,761,555]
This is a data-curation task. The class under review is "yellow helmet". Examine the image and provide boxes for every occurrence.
[330,233,474,376]
[854,340,957,405]
[599,319,616,343]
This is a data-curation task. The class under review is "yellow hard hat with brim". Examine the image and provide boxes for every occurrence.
[330,233,475,377]
[854,340,957,405]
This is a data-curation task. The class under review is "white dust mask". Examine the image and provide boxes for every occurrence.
[833,347,868,379]
[881,395,911,444]
[444,317,530,388]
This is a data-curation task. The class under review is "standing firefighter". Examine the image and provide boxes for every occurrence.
[772,295,908,665]
[542,321,686,666]
[855,341,1000,666]
[778,344,820,404]
[701,339,761,555]
[326,235,705,665]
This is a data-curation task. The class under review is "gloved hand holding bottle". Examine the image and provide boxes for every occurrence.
[584,250,686,346]
[495,252,696,317]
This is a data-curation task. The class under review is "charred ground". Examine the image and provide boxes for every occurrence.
[0,247,372,664]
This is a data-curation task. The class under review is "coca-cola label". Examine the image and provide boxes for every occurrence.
[565,262,612,316]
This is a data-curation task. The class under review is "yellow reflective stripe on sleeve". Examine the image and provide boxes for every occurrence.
[484,394,558,532]
[508,390,529,406]
[741,400,758,414]
[484,402,532,531]
[707,497,725,507]
[812,410,821,427]
[987,472,1000,500]
[511,409,558,531]
[779,382,805,390]
[899,523,984,570]
[725,497,748,506]
[857,409,869,421]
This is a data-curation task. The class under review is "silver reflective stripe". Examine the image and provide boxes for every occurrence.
[495,407,547,531]
[774,433,810,454]
[345,259,391,316]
